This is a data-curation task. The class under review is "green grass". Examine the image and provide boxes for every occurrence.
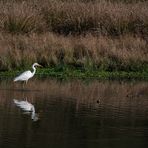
[37,67,148,80]
[0,66,148,80]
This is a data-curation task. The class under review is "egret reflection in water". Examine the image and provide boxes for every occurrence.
[13,99,39,121]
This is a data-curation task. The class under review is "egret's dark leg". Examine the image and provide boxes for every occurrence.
[23,81,25,89]
[25,80,28,85]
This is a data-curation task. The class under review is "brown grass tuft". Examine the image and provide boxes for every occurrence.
[0,1,45,34]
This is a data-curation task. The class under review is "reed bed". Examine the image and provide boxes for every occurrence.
[42,0,148,35]
[0,0,147,35]
[0,33,147,71]
[0,0,147,72]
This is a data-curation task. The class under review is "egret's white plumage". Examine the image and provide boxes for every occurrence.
[13,99,39,121]
[14,63,42,83]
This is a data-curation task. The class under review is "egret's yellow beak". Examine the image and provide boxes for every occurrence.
[37,64,43,67]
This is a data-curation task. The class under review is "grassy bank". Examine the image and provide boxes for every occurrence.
[0,66,148,80]
[0,0,147,79]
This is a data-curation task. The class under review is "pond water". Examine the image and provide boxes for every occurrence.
[0,78,148,148]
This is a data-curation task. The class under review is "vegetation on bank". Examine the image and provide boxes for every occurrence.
[0,0,147,79]
[0,66,148,80]
[0,33,147,73]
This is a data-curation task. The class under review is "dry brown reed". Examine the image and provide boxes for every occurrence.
[43,0,148,35]
[0,33,147,71]
[0,0,147,35]
[0,0,147,71]
[0,1,45,34]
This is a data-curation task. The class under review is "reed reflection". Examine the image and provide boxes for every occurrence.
[0,79,148,148]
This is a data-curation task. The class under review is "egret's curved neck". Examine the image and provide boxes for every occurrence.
[32,65,36,76]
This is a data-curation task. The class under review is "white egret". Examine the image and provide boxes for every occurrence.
[13,99,39,121]
[14,63,42,84]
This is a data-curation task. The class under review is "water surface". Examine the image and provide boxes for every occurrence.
[0,78,148,148]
